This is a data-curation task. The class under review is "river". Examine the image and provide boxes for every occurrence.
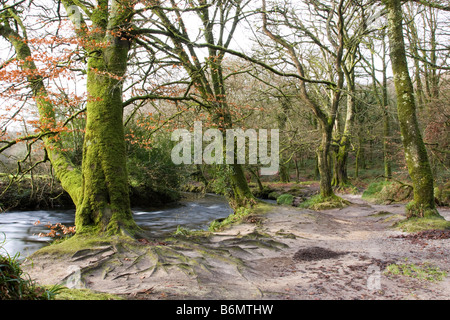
[0,193,233,258]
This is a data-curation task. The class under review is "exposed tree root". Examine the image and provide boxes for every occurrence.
[39,231,288,290]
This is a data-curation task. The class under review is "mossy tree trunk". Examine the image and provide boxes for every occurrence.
[332,68,355,188]
[76,47,136,234]
[228,163,255,207]
[278,98,290,183]
[248,166,264,192]
[383,0,439,218]
[381,59,393,181]
[317,127,334,197]
[380,30,393,180]
[331,9,368,188]
[1,1,141,236]
[69,0,140,234]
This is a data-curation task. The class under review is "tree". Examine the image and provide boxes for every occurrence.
[1,0,140,235]
[362,28,393,181]
[259,0,346,199]
[382,0,440,218]
[137,0,256,208]
[258,0,384,199]
[331,1,372,187]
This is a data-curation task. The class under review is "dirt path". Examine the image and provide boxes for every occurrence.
[24,195,450,300]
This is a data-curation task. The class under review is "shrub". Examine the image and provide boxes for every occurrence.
[0,236,60,300]
[298,194,350,210]
[277,194,294,205]
[362,181,393,200]
[434,182,450,206]
[362,180,412,204]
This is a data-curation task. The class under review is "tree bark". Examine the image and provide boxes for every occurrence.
[76,44,138,235]
[332,79,355,188]
[383,0,439,218]
[379,30,393,180]
[318,127,334,197]
[1,1,141,236]
[63,0,140,234]
[331,14,363,188]
[381,37,393,181]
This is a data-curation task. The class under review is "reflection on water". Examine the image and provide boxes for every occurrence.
[0,193,232,258]
[0,209,75,259]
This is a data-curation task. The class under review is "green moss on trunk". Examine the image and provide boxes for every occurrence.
[384,0,440,219]
[332,145,350,188]
[317,128,334,198]
[76,37,139,236]
[1,3,141,237]
[228,163,257,209]
[333,65,356,188]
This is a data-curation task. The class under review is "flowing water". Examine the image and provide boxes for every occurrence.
[0,193,232,258]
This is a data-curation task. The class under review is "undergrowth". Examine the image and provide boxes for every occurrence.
[0,234,61,300]
[276,194,294,205]
[208,202,273,232]
[298,194,350,210]
[394,216,450,233]
[45,287,124,300]
[362,180,412,204]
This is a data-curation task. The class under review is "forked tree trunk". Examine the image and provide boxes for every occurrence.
[332,93,354,188]
[1,2,141,236]
[75,43,139,235]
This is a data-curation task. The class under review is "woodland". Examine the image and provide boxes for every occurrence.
[0,0,449,301]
